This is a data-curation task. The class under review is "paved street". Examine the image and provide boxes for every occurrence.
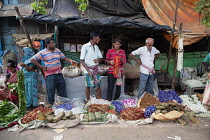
[0,118,209,140]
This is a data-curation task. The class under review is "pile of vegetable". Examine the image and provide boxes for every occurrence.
[46,111,76,123]
[0,70,26,127]
[139,93,159,107]
[21,106,52,124]
[120,107,144,120]
[88,104,110,114]
[0,101,15,116]
[82,112,108,122]
[154,103,184,115]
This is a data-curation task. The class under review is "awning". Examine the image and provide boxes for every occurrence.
[25,0,171,36]
[12,33,54,46]
[142,0,210,48]
[0,4,33,17]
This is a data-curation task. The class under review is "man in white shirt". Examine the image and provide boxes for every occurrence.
[80,32,104,101]
[130,38,160,98]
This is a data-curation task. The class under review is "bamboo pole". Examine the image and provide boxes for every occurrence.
[166,0,180,72]
[14,6,36,54]
[171,23,183,90]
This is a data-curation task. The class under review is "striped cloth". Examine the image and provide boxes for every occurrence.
[31,48,65,76]
[106,48,126,74]
[85,73,101,89]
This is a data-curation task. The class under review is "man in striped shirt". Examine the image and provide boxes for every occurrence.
[31,37,77,106]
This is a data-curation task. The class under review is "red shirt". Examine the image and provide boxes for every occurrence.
[106,48,126,74]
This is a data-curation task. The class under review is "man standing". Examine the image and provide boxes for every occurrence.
[80,32,103,102]
[31,37,77,106]
[129,38,160,98]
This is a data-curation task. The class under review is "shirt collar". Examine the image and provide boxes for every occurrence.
[144,46,152,52]
[87,42,95,47]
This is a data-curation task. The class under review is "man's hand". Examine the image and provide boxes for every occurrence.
[70,60,78,64]
[41,66,47,71]
[19,62,26,67]
[87,70,93,77]
[110,60,115,65]
[137,60,142,65]
[93,59,99,63]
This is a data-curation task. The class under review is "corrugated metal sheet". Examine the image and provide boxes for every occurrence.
[1,17,20,62]
[17,0,53,8]
[0,17,54,63]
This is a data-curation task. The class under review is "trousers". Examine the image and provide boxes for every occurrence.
[46,73,66,103]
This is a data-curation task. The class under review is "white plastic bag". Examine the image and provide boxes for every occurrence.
[62,66,81,77]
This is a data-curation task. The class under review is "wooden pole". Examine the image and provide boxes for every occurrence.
[171,23,183,90]
[55,26,59,48]
[166,0,180,72]
[14,6,36,54]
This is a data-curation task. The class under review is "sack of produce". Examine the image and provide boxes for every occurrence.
[62,66,81,77]
[152,110,184,121]
[120,107,144,120]
[80,112,109,124]
[137,93,159,108]
[20,106,53,124]
[88,104,110,114]
[0,101,18,126]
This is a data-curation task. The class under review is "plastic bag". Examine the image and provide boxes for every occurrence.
[118,93,138,101]
[62,66,81,77]
[53,95,84,114]
[85,96,111,107]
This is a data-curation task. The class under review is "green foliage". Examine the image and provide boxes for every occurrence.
[31,0,49,14]
[8,83,18,92]
[75,0,89,13]
[195,0,210,28]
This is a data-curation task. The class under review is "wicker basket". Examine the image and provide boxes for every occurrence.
[123,63,140,79]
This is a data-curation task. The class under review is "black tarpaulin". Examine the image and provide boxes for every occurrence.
[25,0,171,36]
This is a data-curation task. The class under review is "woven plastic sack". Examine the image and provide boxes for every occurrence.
[62,66,81,77]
